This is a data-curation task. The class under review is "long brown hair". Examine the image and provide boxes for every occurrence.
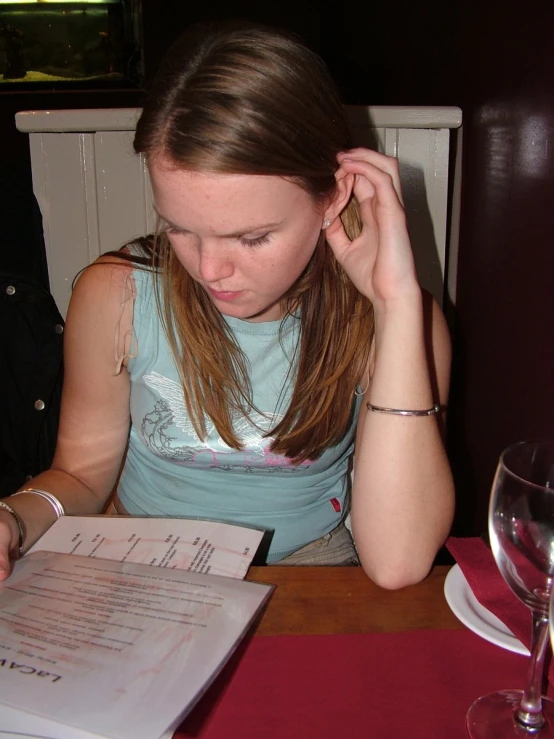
[132,21,373,462]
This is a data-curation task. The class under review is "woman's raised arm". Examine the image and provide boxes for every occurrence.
[325,148,455,588]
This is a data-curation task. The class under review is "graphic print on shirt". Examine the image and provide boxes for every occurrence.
[141,371,310,472]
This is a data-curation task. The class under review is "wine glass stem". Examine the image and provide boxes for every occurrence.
[516,612,550,731]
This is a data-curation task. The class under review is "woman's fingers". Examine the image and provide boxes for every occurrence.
[324,209,357,259]
[0,519,15,581]
[326,153,404,264]
[337,146,401,182]
[338,149,405,207]
[325,149,417,304]
[340,158,404,212]
[324,181,379,280]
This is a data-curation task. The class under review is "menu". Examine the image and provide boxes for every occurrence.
[28,514,267,579]
[0,551,273,739]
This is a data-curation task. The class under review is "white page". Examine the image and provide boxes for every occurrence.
[29,515,265,579]
[0,703,128,739]
[0,552,273,739]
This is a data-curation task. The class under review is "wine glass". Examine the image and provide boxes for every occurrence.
[467,439,554,738]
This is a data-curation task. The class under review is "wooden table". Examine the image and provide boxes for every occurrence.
[174,565,530,739]
[246,564,462,635]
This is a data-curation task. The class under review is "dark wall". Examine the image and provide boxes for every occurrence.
[0,0,144,284]
[326,0,554,534]
[443,4,554,532]
[140,0,463,104]
[141,0,331,80]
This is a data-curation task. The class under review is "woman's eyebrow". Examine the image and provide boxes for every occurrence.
[154,209,190,233]
[154,209,283,237]
[222,221,283,238]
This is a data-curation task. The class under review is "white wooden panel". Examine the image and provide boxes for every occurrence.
[382,128,399,157]
[347,120,449,302]
[396,128,449,301]
[29,132,99,317]
[26,128,156,316]
[81,133,101,265]
[17,106,462,317]
[142,155,157,234]
[94,130,154,252]
[344,105,462,131]
[17,105,463,133]
[446,126,463,310]
[16,108,143,133]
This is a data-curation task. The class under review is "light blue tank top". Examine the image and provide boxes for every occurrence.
[118,267,360,562]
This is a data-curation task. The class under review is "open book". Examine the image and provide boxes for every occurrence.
[0,516,274,739]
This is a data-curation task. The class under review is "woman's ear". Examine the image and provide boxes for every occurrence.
[323,169,355,224]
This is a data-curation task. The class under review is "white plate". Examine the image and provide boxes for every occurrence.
[444,564,529,656]
[0,734,55,739]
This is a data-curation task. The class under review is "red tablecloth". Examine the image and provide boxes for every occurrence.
[175,629,536,739]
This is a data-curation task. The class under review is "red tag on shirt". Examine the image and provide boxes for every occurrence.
[330,497,341,512]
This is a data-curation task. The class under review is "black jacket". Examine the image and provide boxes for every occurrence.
[0,272,63,497]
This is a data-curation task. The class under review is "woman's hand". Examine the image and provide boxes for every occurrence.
[325,148,420,311]
[0,510,20,580]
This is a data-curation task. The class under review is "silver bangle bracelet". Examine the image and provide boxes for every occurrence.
[366,402,442,417]
[0,500,24,557]
[13,488,66,519]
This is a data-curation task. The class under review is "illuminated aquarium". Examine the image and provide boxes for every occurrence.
[0,0,142,88]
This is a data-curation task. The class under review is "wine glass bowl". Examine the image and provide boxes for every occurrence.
[491,492,554,613]
[467,440,554,738]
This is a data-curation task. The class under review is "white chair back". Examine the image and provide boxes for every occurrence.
[16,106,462,317]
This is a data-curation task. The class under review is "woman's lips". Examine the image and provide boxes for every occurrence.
[207,287,244,302]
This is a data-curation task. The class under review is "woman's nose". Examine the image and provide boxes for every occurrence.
[197,241,234,283]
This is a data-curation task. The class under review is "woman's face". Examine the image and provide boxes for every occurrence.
[149,157,326,322]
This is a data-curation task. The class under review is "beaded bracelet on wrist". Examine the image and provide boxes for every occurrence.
[0,500,24,558]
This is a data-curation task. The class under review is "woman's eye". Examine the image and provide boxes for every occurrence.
[239,233,271,248]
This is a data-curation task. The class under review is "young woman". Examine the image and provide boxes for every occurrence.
[0,22,454,587]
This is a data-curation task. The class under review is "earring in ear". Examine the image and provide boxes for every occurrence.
[322,218,331,229]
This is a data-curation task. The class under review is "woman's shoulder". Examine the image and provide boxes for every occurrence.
[68,242,154,331]
[70,253,134,311]
[65,248,154,374]
[71,241,154,303]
